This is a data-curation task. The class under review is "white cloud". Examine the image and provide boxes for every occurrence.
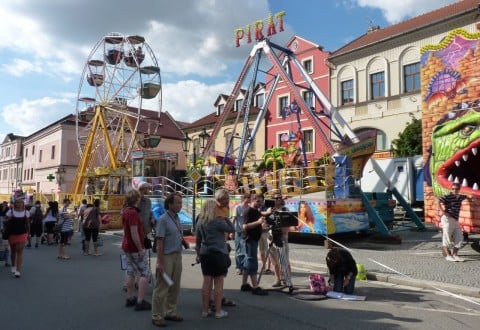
[355,0,458,24]
[2,97,72,136]
[162,80,234,122]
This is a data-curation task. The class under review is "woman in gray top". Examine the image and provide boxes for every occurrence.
[195,199,234,319]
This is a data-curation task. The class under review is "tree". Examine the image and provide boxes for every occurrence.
[391,114,422,157]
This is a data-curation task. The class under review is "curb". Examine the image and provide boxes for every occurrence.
[290,260,480,299]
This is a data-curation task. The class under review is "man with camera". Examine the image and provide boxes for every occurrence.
[264,194,293,289]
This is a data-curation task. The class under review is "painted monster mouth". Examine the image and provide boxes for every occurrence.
[437,141,480,195]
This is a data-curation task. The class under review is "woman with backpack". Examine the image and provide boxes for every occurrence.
[27,201,43,248]
[82,199,102,256]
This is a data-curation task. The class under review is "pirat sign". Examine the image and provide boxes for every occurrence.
[421,28,480,233]
[234,11,286,47]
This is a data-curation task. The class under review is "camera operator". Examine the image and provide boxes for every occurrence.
[265,194,292,288]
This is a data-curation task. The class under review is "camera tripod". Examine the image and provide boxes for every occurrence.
[258,235,294,294]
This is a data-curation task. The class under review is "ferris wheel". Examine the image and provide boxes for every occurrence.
[73,32,162,195]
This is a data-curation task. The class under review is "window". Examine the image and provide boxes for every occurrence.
[303,58,313,73]
[341,79,354,105]
[30,168,33,181]
[278,96,289,117]
[39,150,43,163]
[235,99,243,112]
[255,93,264,108]
[32,145,35,155]
[6,147,10,157]
[25,148,28,158]
[302,90,313,109]
[217,103,224,115]
[303,129,314,153]
[403,62,420,93]
[370,72,385,100]
[376,131,388,151]
[51,145,55,159]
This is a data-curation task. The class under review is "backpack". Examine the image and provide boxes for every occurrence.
[32,206,43,224]
[309,273,327,294]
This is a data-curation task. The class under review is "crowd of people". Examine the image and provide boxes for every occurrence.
[0,197,107,278]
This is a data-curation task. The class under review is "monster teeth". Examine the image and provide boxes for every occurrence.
[455,160,461,167]
[462,178,468,187]
[462,154,468,161]
[448,174,454,181]
[472,147,478,155]
[454,177,460,184]
[474,183,479,190]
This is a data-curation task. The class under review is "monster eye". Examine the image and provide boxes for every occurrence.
[460,125,476,137]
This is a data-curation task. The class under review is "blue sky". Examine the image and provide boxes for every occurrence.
[0,0,457,141]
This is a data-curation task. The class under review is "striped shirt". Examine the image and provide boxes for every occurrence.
[439,193,466,220]
[60,206,74,232]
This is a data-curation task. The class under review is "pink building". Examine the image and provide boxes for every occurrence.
[265,36,331,165]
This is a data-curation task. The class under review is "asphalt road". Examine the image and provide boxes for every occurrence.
[1,231,479,330]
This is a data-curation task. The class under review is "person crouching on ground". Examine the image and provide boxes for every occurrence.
[121,189,152,311]
[196,198,234,318]
[326,247,358,294]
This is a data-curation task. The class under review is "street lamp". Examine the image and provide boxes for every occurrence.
[182,128,210,232]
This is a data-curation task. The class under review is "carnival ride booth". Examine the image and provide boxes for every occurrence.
[86,60,104,87]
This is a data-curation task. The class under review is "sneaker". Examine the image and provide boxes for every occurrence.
[11,266,16,274]
[35,243,39,248]
[26,243,31,248]
[134,300,152,311]
[240,283,252,292]
[445,255,456,262]
[215,310,228,319]
[453,255,465,262]
[151,319,166,327]
[272,280,283,288]
[125,297,137,307]
[201,309,212,318]
[14,271,21,278]
[251,287,268,296]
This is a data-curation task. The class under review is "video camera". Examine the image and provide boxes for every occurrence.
[266,210,298,247]
[266,210,298,228]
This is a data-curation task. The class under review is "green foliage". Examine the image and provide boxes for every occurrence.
[391,114,422,157]
[262,147,287,171]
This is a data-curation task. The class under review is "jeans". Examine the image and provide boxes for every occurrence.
[242,238,259,275]
[234,232,246,269]
[333,273,356,294]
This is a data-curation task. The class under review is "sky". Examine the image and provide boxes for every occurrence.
[0,0,458,141]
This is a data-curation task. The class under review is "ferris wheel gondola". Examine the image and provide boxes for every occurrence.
[72,32,162,196]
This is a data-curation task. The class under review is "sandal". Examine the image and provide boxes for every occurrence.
[263,269,272,274]
[222,298,236,307]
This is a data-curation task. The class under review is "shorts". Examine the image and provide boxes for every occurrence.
[30,223,43,237]
[242,238,259,275]
[8,233,28,245]
[84,228,99,242]
[125,251,150,278]
[258,231,268,256]
[200,252,231,277]
[60,230,73,244]
[45,222,56,234]
[441,215,463,249]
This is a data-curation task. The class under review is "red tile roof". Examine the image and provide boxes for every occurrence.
[331,0,480,58]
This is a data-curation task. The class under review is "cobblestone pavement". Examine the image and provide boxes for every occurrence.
[287,222,480,298]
